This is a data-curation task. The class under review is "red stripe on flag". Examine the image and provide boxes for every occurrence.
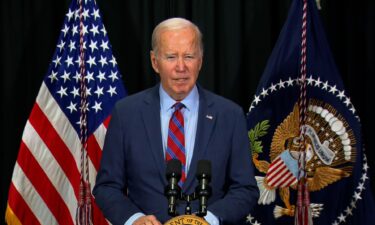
[278,170,294,187]
[285,175,298,187]
[271,169,292,187]
[87,134,102,171]
[270,166,289,182]
[267,157,282,175]
[28,103,80,198]
[17,142,74,225]
[267,160,284,180]
[103,115,111,128]
[8,183,41,225]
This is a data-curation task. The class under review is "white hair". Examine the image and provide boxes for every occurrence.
[151,17,203,56]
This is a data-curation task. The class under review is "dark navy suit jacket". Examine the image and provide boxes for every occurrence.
[93,84,259,225]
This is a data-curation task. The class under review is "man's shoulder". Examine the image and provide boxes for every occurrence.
[200,88,243,113]
[115,86,157,110]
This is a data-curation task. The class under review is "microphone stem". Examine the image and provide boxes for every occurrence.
[185,194,192,215]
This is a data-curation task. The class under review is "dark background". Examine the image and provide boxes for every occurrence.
[1,0,374,223]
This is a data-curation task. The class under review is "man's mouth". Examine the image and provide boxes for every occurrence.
[173,78,189,82]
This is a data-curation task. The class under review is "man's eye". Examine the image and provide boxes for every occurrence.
[184,55,195,60]
[166,56,176,60]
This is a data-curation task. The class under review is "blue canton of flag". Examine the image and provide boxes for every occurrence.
[6,0,126,224]
[46,0,126,135]
[246,0,375,225]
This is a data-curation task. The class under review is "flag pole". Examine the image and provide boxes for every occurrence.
[295,0,313,224]
[77,0,92,224]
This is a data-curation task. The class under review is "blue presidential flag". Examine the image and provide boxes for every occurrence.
[246,0,375,224]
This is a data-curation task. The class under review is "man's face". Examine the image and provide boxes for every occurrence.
[151,27,202,101]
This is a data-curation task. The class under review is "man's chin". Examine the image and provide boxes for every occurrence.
[170,90,189,101]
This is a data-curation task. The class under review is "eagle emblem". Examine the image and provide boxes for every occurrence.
[250,98,356,219]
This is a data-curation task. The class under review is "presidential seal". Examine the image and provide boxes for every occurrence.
[250,99,356,219]
[164,215,209,225]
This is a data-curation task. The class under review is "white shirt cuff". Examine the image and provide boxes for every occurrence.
[204,211,220,225]
[125,212,145,225]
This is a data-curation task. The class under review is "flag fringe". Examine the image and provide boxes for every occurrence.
[5,204,22,225]
[295,181,313,225]
[76,181,93,225]
[294,205,313,225]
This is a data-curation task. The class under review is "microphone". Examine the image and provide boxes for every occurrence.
[195,160,212,217]
[165,159,182,216]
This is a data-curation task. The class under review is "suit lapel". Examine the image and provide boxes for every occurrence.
[183,88,216,192]
[141,85,168,185]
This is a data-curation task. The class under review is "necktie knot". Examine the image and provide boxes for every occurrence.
[173,102,185,111]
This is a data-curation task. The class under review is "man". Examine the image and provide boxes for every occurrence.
[93,18,259,225]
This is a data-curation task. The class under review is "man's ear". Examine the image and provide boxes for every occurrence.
[150,51,159,73]
[198,56,203,71]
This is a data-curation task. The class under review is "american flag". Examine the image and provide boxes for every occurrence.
[6,0,126,224]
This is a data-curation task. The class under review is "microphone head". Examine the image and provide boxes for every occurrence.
[196,160,211,179]
[166,159,182,179]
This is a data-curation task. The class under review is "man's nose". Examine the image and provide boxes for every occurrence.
[175,57,186,71]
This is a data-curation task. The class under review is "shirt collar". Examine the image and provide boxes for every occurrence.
[159,84,199,112]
